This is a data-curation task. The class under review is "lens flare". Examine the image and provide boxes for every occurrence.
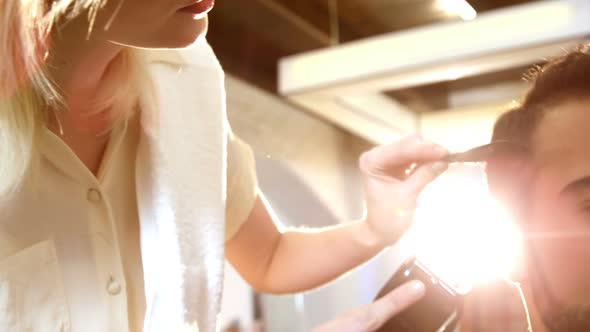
[406,164,523,294]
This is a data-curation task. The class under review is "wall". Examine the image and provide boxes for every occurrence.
[225,74,371,223]
[420,102,510,151]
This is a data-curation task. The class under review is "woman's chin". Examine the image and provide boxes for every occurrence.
[113,16,208,50]
[166,16,209,48]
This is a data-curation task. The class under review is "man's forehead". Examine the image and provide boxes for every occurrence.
[530,103,590,191]
[532,101,590,164]
[533,146,590,192]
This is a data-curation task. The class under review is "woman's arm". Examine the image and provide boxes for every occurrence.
[225,196,384,293]
[226,136,448,294]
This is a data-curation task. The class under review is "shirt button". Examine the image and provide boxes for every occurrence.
[87,188,102,203]
[106,275,122,296]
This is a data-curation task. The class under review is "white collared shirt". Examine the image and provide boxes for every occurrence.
[0,116,257,332]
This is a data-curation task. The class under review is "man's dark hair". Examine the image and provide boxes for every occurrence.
[490,43,590,148]
[487,44,590,216]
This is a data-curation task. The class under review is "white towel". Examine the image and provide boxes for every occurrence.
[135,38,227,332]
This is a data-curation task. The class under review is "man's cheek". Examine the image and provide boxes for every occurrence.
[533,237,590,302]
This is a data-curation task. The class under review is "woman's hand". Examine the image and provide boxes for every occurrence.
[311,280,426,332]
[359,135,448,246]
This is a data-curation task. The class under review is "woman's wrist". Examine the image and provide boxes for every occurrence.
[354,219,390,252]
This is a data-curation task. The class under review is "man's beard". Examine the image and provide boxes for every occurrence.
[547,306,590,332]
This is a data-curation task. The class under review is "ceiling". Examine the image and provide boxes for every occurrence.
[207,0,539,100]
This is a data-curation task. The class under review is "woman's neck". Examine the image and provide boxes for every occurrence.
[49,15,123,128]
[47,16,125,174]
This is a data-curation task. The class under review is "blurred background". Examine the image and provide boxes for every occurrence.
[209,0,590,331]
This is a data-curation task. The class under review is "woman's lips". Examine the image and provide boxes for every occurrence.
[179,0,215,15]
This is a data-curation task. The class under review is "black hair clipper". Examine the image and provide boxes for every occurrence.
[375,257,463,332]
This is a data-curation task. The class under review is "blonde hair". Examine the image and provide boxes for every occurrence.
[0,0,145,196]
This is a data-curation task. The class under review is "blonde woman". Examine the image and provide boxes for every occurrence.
[0,0,449,331]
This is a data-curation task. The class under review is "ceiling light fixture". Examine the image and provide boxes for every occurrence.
[278,0,590,144]
[440,0,477,21]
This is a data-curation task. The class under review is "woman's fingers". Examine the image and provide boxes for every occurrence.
[403,161,449,197]
[359,136,450,245]
[312,280,425,332]
[359,136,448,180]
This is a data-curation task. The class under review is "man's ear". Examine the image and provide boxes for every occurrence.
[486,155,534,225]
[508,242,528,283]
[486,155,534,284]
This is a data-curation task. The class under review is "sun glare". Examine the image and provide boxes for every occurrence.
[405,164,523,294]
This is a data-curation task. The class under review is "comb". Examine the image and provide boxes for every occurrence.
[444,140,529,163]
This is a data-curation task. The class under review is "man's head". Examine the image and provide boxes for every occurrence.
[487,45,590,332]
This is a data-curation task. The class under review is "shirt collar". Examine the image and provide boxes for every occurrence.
[39,118,129,185]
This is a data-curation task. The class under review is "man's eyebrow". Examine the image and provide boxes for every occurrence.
[561,176,590,195]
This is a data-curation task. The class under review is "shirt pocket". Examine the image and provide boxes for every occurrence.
[0,240,71,332]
